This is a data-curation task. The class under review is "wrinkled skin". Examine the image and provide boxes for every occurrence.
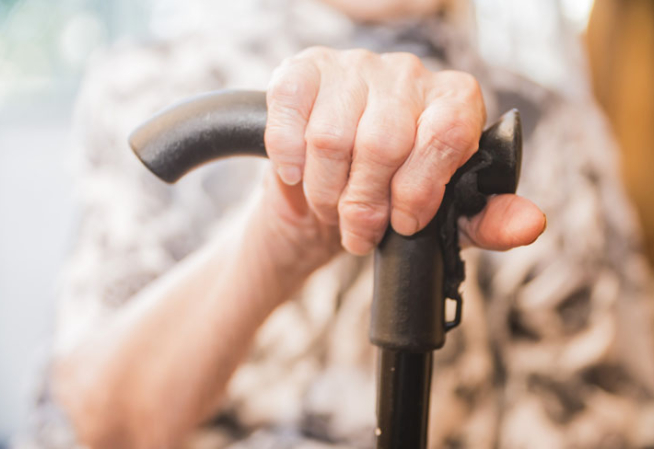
[262,47,545,260]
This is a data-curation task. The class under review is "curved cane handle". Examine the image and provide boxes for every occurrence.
[130,90,268,183]
[130,90,520,194]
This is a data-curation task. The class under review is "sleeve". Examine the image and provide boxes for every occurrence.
[18,36,271,448]
[414,71,654,448]
[479,85,654,448]
[52,42,265,354]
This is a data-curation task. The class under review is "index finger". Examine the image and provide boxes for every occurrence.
[265,58,321,185]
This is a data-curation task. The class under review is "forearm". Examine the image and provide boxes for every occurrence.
[54,188,334,448]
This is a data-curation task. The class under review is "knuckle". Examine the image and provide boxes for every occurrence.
[268,76,300,103]
[384,53,427,102]
[445,117,479,152]
[439,71,483,103]
[393,177,434,211]
[268,61,318,105]
[338,199,388,235]
[356,132,384,154]
[264,123,300,156]
[451,115,480,151]
[456,71,482,97]
[385,52,425,75]
[344,48,376,64]
[357,127,413,168]
[299,45,333,61]
[427,114,479,155]
[306,186,340,211]
[306,124,352,160]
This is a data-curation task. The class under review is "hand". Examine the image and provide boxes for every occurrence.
[261,47,546,261]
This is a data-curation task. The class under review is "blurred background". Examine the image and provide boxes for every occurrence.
[0,0,652,444]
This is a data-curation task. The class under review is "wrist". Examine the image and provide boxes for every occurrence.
[253,192,340,293]
[260,166,342,280]
[208,196,337,315]
[208,166,342,312]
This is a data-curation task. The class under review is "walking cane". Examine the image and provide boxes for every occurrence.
[129,90,521,449]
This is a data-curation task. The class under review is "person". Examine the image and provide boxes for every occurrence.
[20,0,654,448]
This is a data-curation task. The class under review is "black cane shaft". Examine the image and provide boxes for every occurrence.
[376,349,433,449]
[371,220,446,352]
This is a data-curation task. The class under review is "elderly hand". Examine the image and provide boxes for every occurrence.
[261,47,546,260]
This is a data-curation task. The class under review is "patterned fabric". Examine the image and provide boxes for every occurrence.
[17,0,654,448]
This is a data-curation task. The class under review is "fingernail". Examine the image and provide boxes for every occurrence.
[391,208,419,235]
[542,213,547,233]
[277,165,302,185]
[341,230,375,256]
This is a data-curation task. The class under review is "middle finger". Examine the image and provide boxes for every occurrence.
[338,94,419,255]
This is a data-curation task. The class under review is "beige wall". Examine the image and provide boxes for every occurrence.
[587,0,654,263]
